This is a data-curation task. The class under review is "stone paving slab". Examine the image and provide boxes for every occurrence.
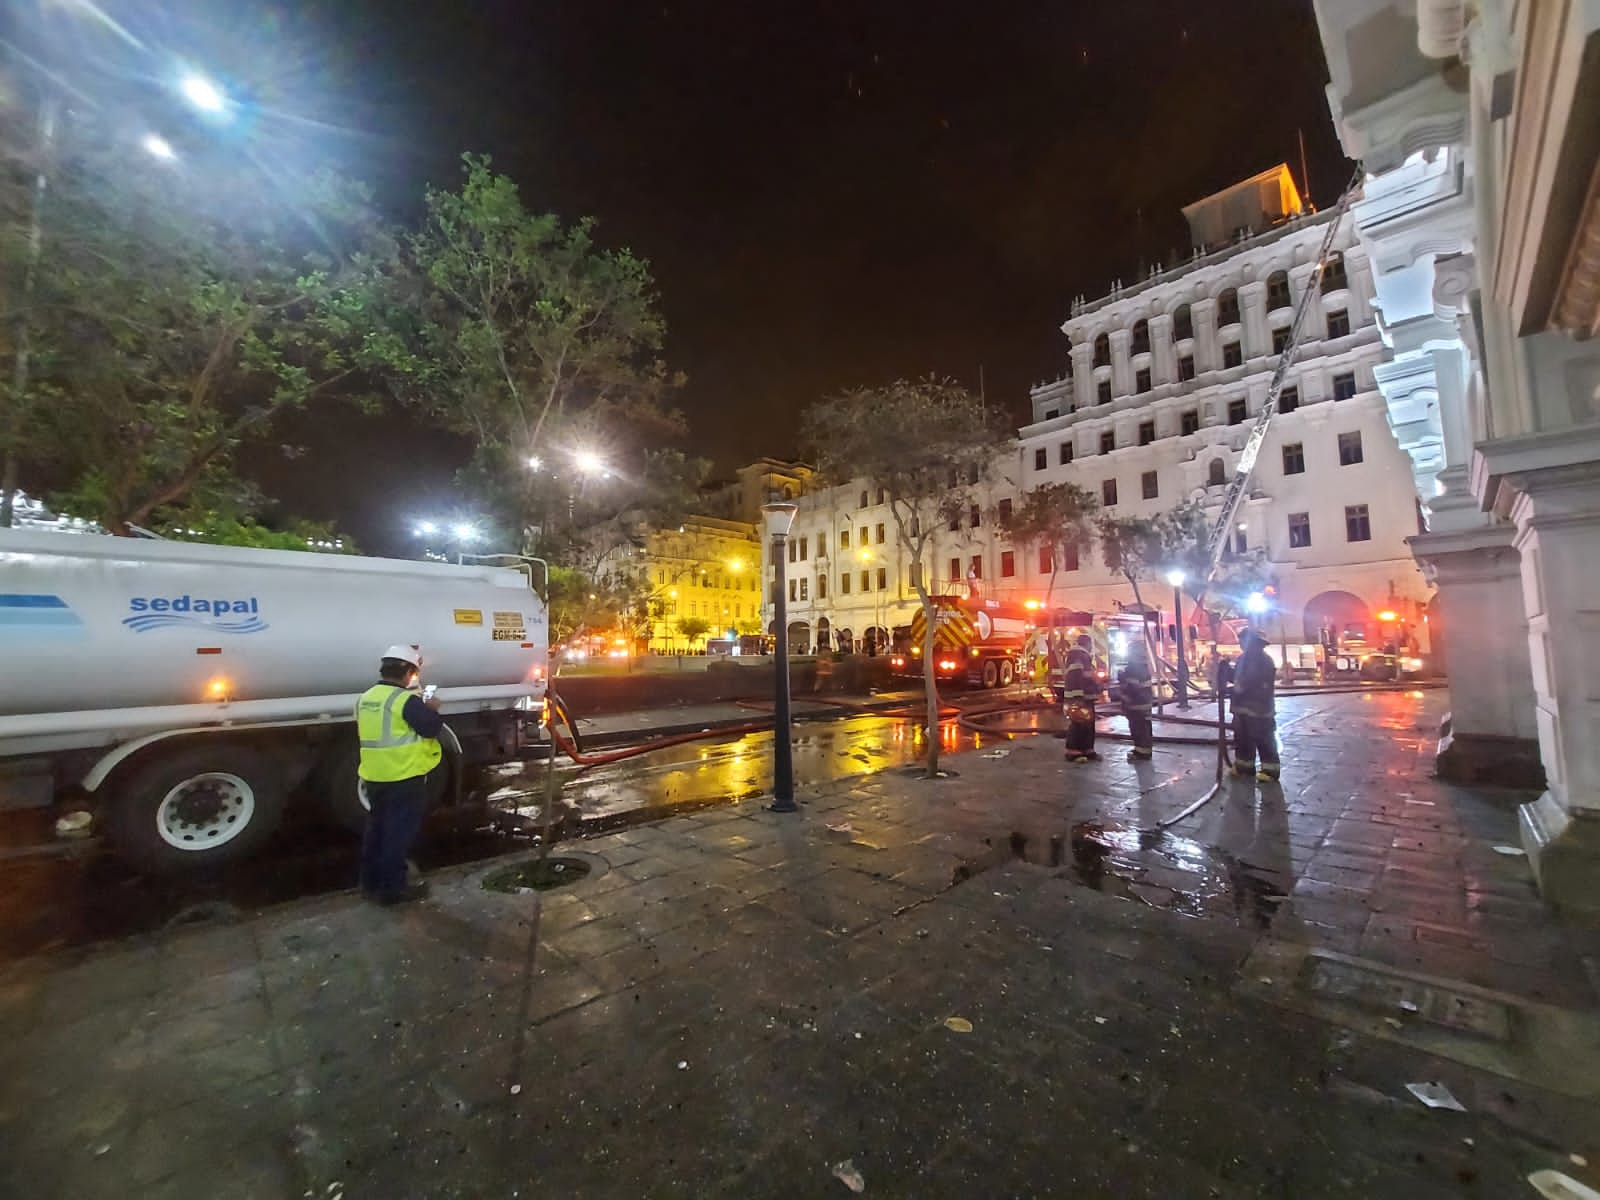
[1,690,1598,1199]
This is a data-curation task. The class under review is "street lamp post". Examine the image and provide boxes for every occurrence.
[763,501,799,813]
[1165,568,1190,709]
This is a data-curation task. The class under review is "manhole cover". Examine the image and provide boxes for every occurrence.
[482,856,594,893]
[1305,958,1513,1041]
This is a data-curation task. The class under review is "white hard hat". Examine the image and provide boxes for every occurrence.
[382,644,422,668]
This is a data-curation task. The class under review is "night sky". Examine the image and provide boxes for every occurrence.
[222,1,1348,553]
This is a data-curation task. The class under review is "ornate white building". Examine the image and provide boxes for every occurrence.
[1315,0,1600,913]
[768,166,1433,658]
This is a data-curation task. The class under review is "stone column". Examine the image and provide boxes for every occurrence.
[1150,313,1175,385]
[1409,527,1543,786]
[1191,299,1219,373]
[1239,281,1269,360]
[1070,342,1094,412]
[1109,329,1132,399]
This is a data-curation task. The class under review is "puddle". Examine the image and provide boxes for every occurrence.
[1067,820,1289,927]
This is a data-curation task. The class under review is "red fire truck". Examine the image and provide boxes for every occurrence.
[889,594,1035,688]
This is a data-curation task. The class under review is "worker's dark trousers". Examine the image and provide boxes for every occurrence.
[1126,711,1153,755]
[1232,713,1280,774]
[1064,700,1097,756]
[361,774,429,898]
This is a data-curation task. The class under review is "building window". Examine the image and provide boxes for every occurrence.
[969,504,980,528]
[859,489,869,509]
[876,487,885,504]
[1227,398,1247,425]
[875,523,885,544]
[1059,441,1074,465]
[948,510,960,531]
[1097,380,1113,405]
[997,498,1013,526]
[799,577,808,600]
[1233,529,1248,555]
[1332,372,1357,401]
[861,570,870,592]
[1278,385,1299,413]
[1266,269,1290,310]
[1044,408,1059,420]
[1282,442,1305,475]
[1321,252,1347,293]
[968,555,983,580]
[1180,409,1199,435]
[909,562,922,588]
[1098,431,1114,454]
[1178,354,1195,381]
[1141,470,1159,500]
[1345,504,1371,542]
[1173,304,1193,340]
[1034,447,1048,470]
[789,579,797,601]
[1136,367,1151,393]
[1063,544,1081,571]
[1272,326,1291,354]
[1326,309,1350,339]
[1138,420,1155,445]
[799,536,808,560]
[967,464,979,485]
[1288,512,1311,548]
[787,540,797,563]
[1102,478,1118,506]
[841,572,851,594]
[1208,458,1227,486]
[876,567,887,590]
[948,557,960,583]
[1223,341,1243,368]
[1131,319,1150,355]
[947,467,958,489]
[1218,287,1240,326]
[1093,333,1110,367]
[840,529,850,549]
[1338,430,1363,465]
[1000,550,1016,578]
[818,573,828,599]
[1038,546,1053,573]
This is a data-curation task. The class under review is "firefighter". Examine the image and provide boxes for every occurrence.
[1119,644,1155,760]
[1063,633,1102,763]
[1230,628,1280,781]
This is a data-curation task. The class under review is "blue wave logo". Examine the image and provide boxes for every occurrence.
[122,614,270,634]
[0,593,87,640]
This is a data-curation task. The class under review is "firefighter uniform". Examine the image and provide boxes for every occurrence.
[1230,629,1280,781]
[1063,636,1101,762]
[1120,653,1155,760]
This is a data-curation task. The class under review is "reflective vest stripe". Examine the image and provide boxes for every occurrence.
[358,687,420,749]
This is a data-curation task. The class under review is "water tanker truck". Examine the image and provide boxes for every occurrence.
[0,529,548,874]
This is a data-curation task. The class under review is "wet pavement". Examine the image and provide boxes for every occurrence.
[3,689,1600,1199]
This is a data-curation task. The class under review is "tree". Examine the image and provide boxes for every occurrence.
[154,507,358,555]
[371,154,696,555]
[5,123,389,533]
[675,616,711,648]
[804,377,1006,778]
[1008,482,1100,605]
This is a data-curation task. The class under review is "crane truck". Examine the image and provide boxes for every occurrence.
[0,529,548,874]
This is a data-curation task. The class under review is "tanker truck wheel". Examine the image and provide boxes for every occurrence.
[108,744,286,874]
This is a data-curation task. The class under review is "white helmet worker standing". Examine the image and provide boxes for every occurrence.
[353,644,444,904]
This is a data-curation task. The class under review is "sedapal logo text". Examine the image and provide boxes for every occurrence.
[123,595,269,635]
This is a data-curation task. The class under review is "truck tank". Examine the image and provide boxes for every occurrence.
[0,529,547,724]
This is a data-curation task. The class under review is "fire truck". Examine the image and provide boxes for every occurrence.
[889,594,1033,688]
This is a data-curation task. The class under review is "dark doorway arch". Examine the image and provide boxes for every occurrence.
[1302,590,1371,644]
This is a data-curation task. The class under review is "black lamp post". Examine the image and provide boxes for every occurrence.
[1166,568,1190,709]
[763,502,799,812]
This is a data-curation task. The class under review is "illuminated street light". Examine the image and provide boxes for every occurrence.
[452,522,480,543]
[179,73,228,114]
[414,520,439,536]
[1165,568,1190,708]
[573,449,607,477]
[1164,568,1186,588]
[527,455,543,471]
[141,133,176,161]
[1246,591,1268,615]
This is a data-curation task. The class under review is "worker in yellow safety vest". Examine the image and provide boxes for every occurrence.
[356,644,444,904]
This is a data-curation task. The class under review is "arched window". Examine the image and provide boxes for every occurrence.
[859,489,869,509]
[1217,288,1240,326]
[1266,270,1290,311]
[1208,458,1227,486]
[1321,252,1348,293]
[1093,333,1110,368]
[1172,304,1193,341]
[1130,319,1150,355]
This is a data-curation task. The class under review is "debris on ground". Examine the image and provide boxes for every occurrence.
[1528,1169,1600,1200]
[825,822,854,835]
[677,1061,688,1070]
[1492,845,1527,856]
[55,811,93,839]
[981,749,1011,759]
[833,1158,866,1193]
[1405,1082,1467,1112]
[509,1084,521,1095]
[943,1016,973,1033]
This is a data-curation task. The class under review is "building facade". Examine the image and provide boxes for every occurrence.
[1315,0,1600,912]
[767,167,1433,657]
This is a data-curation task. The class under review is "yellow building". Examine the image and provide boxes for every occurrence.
[638,516,763,650]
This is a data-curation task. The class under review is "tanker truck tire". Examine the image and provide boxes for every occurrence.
[108,744,286,875]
